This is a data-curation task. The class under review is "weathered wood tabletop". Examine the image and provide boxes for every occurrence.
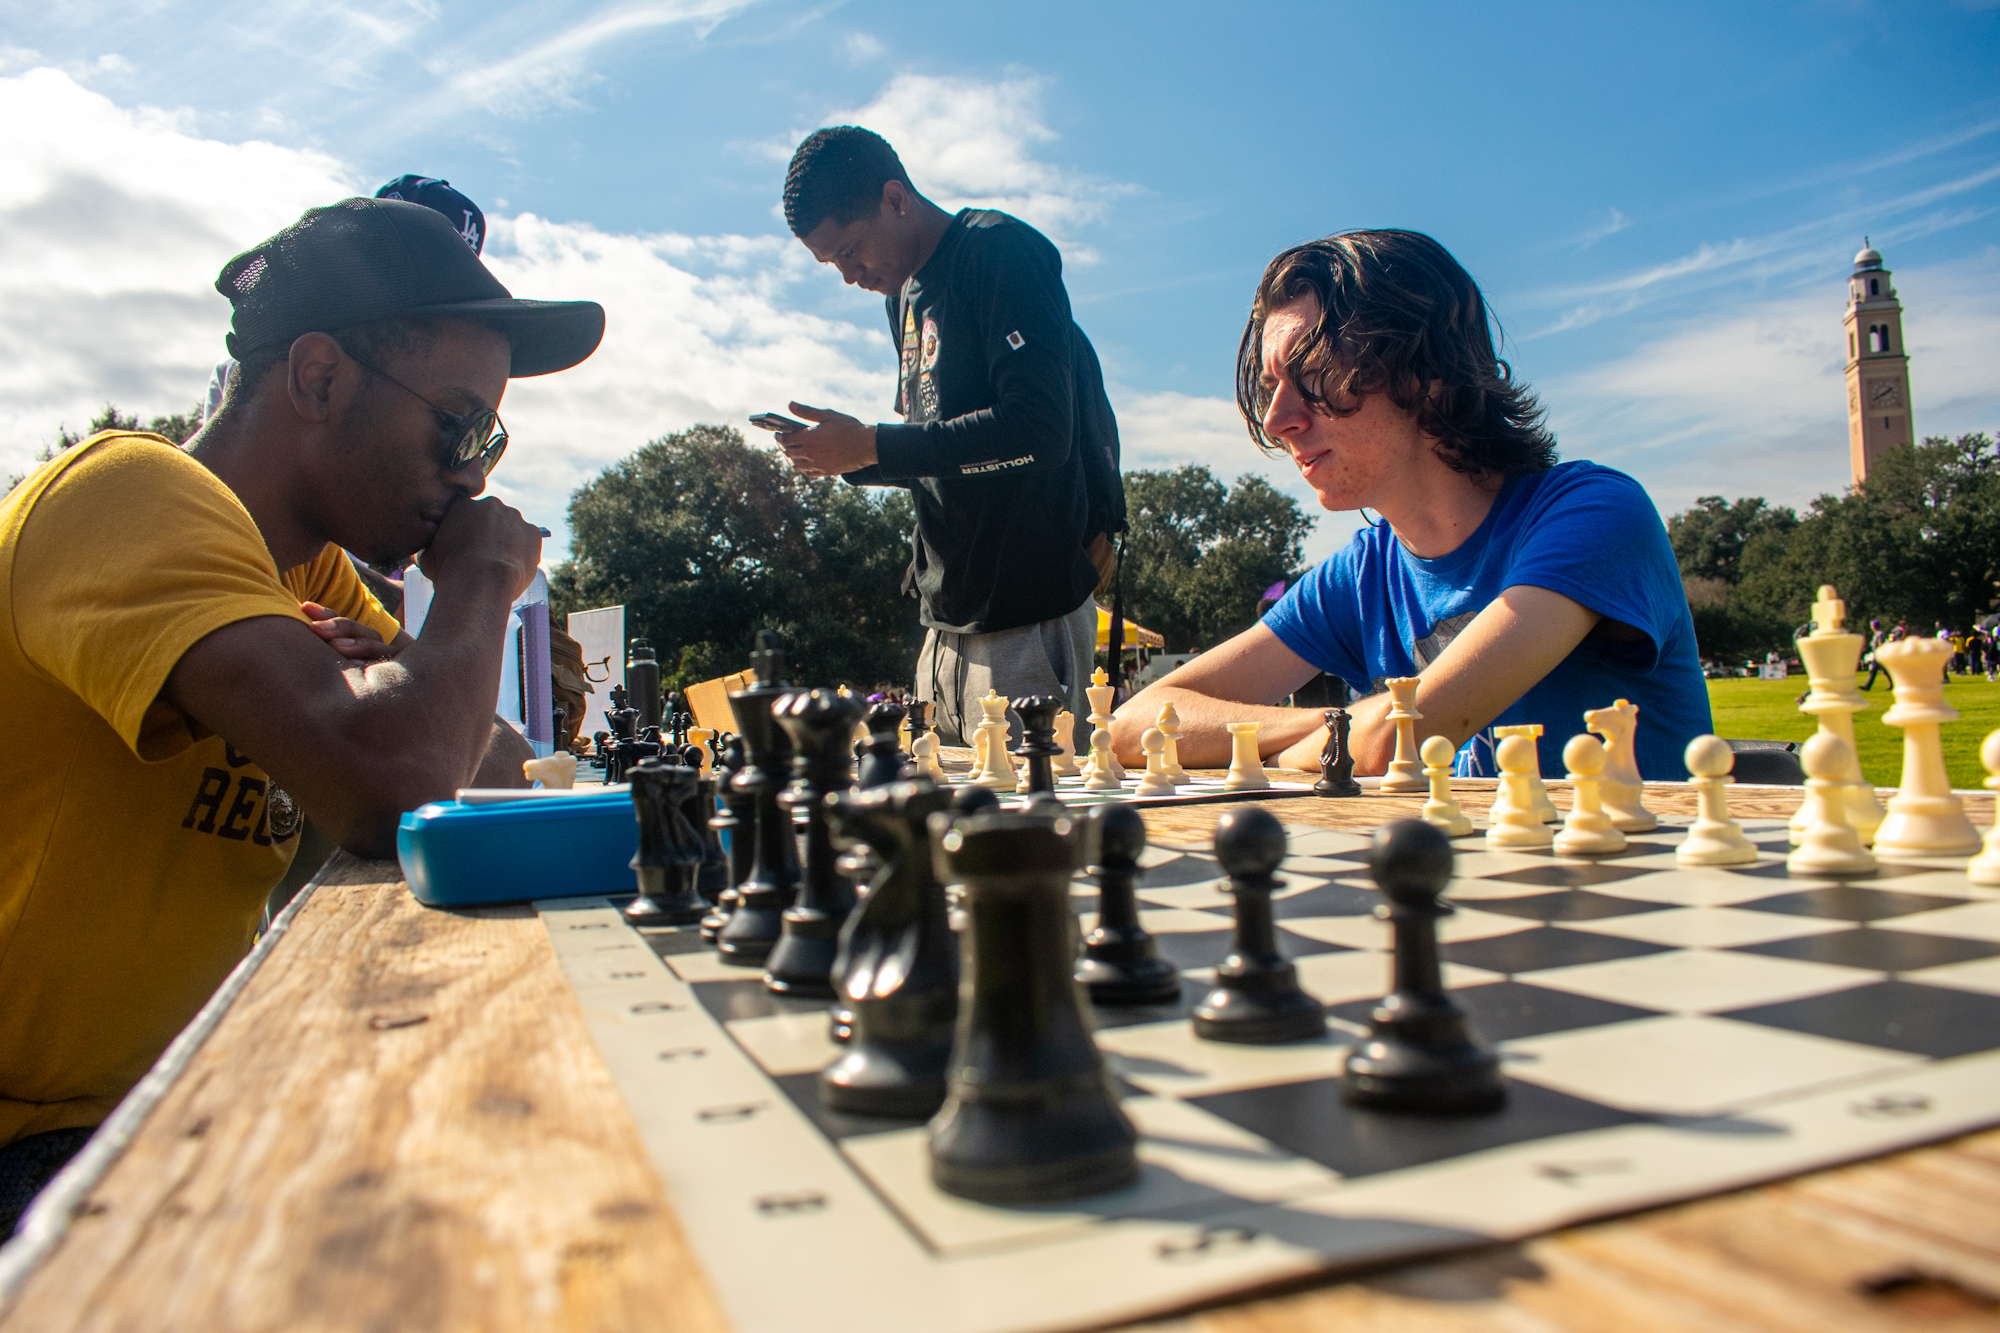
[3,780,1997,1332]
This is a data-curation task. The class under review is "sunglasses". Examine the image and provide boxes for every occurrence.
[344,349,509,476]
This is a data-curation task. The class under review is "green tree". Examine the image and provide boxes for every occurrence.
[1665,495,1798,584]
[548,424,922,693]
[7,402,204,492]
[1121,466,1313,651]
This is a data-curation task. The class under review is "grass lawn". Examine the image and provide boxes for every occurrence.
[1707,673,2000,791]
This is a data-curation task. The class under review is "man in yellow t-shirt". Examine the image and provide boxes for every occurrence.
[0,196,604,1225]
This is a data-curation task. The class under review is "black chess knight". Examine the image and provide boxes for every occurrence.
[622,759,709,925]
[1341,819,1504,1113]
[1314,706,1362,798]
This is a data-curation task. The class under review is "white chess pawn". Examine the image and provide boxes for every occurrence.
[1585,698,1657,833]
[1787,733,1877,878]
[1968,729,2000,887]
[1491,724,1558,823]
[1084,726,1122,791]
[1051,710,1082,778]
[1157,702,1190,782]
[1553,734,1627,856]
[1418,734,1473,837]
[1677,735,1758,867]
[523,753,578,789]
[1135,728,1179,796]
[911,731,947,783]
[1486,735,1554,849]
[1874,636,1981,858]
[1379,677,1427,793]
[686,727,716,776]
[1222,722,1270,792]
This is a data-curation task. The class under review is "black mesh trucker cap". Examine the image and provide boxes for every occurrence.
[215,197,604,377]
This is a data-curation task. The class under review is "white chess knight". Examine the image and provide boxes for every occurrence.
[1223,722,1270,792]
[1788,733,1877,877]
[1677,735,1758,867]
[1417,734,1473,837]
[1968,729,2000,887]
[1083,667,1125,782]
[1789,585,1886,846]
[1584,698,1656,833]
[1378,676,1427,794]
[1051,710,1082,778]
[1553,734,1627,856]
[1487,724,1557,824]
[522,752,577,789]
[1873,636,1982,858]
[1134,728,1179,796]
[1486,734,1554,849]
[1157,702,1190,783]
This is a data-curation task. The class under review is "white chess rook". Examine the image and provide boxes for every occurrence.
[1585,698,1656,833]
[1490,724,1557,824]
[1223,722,1270,792]
[1417,734,1472,837]
[1486,735,1554,849]
[1873,636,1981,858]
[1553,734,1627,856]
[1969,729,2000,886]
[1788,733,1877,877]
[1134,728,1179,796]
[1677,735,1757,866]
[1790,585,1885,846]
[1378,677,1427,794]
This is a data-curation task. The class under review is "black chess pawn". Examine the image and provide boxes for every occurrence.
[1314,706,1363,798]
[1075,804,1182,1006]
[820,779,960,1117]
[622,760,709,925]
[716,634,801,967]
[1342,819,1504,1113]
[701,737,753,941]
[857,700,908,788]
[1191,806,1327,1044]
[766,689,863,998]
[1009,694,1063,795]
[929,807,1139,1204]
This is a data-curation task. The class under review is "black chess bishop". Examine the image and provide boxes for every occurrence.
[1190,806,1327,1044]
[1341,819,1504,1113]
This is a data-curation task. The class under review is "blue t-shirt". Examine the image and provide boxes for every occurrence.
[1264,461,1712,779]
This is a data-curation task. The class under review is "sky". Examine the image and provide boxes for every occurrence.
[2,0,1997,567]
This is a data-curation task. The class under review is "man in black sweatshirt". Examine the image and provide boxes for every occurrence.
[774,126,1124,744]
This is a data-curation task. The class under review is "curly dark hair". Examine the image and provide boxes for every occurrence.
[1234,230,1556,478]
[783,126,912,239]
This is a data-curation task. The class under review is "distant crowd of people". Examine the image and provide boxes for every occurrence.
[1858,618,1997,690]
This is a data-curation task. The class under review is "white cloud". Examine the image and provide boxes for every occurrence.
[816,72,1134,255]
[843,32,884,63]
[1574,206,1632,248]
[1547,247,2000,515]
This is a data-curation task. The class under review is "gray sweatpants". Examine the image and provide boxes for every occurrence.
[915,597,1096,748]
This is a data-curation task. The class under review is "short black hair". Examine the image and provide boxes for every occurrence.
[1235,230,1557,479]
[784,127,911,238]
[222,315,447,413]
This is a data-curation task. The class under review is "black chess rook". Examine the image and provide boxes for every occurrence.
[1191,806,1328,1043]
[929,808,1139,1204]
[1075,804,1182,1005]
[716,634,801,967]
[1341,819,1505,1113]
[819,779,960,1117]
[622,759,709,925]
[766,689,863,997]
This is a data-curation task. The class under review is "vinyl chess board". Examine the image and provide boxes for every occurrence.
[929,751,1323,810]
[537,816,2000,1333]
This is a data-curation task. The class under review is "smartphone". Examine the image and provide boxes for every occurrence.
[749,412,808,432]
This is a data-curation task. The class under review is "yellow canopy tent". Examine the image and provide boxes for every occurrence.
[1096,604,1165,648]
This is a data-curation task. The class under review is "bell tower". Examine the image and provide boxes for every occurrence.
[1843,240,1913,485]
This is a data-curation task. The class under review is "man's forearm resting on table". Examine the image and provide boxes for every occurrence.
[1114,586,1603,776]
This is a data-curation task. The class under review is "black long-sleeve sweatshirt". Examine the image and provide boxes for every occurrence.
[843,209,1122,635]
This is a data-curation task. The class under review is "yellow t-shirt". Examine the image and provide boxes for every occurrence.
[0,432,399,1146]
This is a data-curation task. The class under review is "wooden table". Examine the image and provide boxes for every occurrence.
[3,780,1998,1332]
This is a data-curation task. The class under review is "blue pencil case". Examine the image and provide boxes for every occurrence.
[396,790,638,907]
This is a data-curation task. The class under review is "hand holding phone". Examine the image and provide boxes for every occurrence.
[749,412,808,433]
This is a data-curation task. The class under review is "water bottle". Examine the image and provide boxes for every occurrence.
[514,570,555,758]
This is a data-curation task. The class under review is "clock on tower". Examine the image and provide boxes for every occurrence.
[1842,240,1914,485]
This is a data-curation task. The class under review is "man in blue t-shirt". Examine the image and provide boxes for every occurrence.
[1114,230,1710,779]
